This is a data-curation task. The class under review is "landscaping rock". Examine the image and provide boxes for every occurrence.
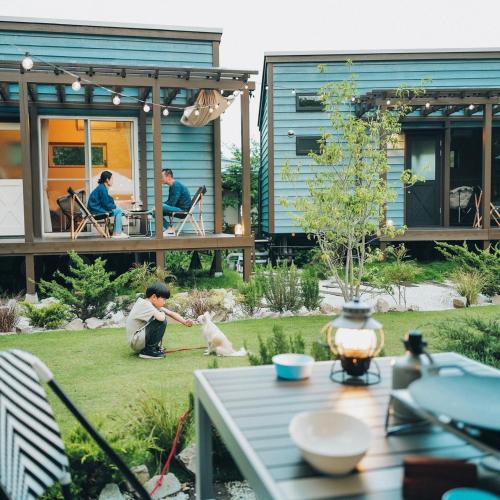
[407,304,420,311]
[225,480,257,500]
[143,473,181,499]
[24,293,38,304]
[169,493,189,500]
[477,294,490,305]
[177,444,196,474]
[105,310,126,327]
[374,298,390,313]
[320,302,339,315]
[65,318,84,331]
[131,464,150,485]
[390,304,408,312]
[15,316,32,333]
[453,297,467,308]
[98,483,124,500]
[223,290,237,311]
[39,297,59,306]
[492,295,500,305]
[85,317,105,329]
[281,310,294,317]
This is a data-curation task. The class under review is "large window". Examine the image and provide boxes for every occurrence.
[296,93,323,112]
[296,136,322,156]
[40,118,137,234]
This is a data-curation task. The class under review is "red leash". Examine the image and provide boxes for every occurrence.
[149,409,191,497]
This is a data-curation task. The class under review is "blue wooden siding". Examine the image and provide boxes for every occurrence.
[0,31,213,67]
[145,115,214,233]
[264,57,500,233]
[260,94,269,233]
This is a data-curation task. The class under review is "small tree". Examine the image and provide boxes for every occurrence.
[282,65,424,301]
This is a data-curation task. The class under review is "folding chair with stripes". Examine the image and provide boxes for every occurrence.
[165,185,207,236]
[67,187,111,240]
[0,349,150,500]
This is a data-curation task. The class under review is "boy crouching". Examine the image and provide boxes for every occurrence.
[126,282,193,359]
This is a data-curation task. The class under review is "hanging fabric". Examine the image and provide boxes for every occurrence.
[181,90,232,127]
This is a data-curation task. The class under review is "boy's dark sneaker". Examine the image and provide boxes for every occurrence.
[139,347,165,360]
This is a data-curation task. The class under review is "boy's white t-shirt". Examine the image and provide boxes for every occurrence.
[126,297,166,351]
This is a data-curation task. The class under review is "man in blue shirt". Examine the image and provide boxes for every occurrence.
[161,168,191,235]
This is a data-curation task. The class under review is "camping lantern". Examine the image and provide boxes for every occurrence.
[324,298,384,385]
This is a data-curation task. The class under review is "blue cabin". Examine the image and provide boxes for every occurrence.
[0,16,256,291]
[258,49,500,252]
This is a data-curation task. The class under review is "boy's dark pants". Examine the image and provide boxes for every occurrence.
[145,319,167,348]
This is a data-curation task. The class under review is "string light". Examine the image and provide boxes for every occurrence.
[386,99,391,105]
[291,89,296,95]
[71,78,82,91]
[244,83,249,90]
[233,90,240,97]
[468,104,475,110]
[425,102,431,108]
[265,85,269,91]
[112,94,121,105]
[143,103,150,113]
[209,107,214,114]
[215,103,219,109]
[162,107,169,116]
[351,96,356,102]
[21,52,33,71]
[194,109,200,116]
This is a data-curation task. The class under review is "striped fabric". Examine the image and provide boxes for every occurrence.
[0,350,69,500]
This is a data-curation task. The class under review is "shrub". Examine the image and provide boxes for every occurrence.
[450,269,486,306]
[310,339,333,361]
[258,263,302,313]
[126,392,193,469]
[434,316,500,368]
[436,241,500,296]
[248,325,306,365]
[168,289,230,320]
[40,424,153,499]
[301,269,321,310]
[38,251,137,320]
[238,279,263,316]
[0,297,18,332]
[21,302,71,329]
[165,251,193,274]
[129,263,176,294]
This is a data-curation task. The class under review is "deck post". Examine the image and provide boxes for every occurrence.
[241,89,252,279]
[19,76,34,243]
[443,121,451,227]
[153,80,164,240]
[155,250,164,271]
[482,103,492,232]
[243,247,252,282]
[25,254,35,294]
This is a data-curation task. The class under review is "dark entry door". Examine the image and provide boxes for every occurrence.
[405,132,442,227]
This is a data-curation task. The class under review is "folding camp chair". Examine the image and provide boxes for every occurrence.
[165,185,207,236]
[491,202,500,227]
[0,349,150,500]
[57,189,85,232]
[67,187,111,240]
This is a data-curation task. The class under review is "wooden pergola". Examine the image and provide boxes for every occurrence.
[0,60,257,291]
[356,87,500,244]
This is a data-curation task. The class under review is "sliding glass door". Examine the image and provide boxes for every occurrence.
[40,117,137,234]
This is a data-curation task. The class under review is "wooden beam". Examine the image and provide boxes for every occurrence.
[0,83,10,101]
[140,87,151,103]
[56,84,65,103]
[444,104,466,116]
[267,63,275,234]
[138,110,148,210]
[164,88,180,106]
[241,89,251,238]
[25,254,35,294]
[243,247,252,282]
[19,77,33,244]
[27,83,37,102]
[152,81,163,240]
[212,41,220,67]
[483,103,492,231]
[443,122,451,227]
[380,228,489,242]
[213,118,222,233]
[465,104,482,117]
[29,106,42,238]
[85,84,94,104]
[156,250,165,271]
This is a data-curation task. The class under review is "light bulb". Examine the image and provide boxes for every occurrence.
[71,79,81,91]
[244,83,249,89]
[215,103,220,109]
[194,109,200,116]
[233,90,240,97]
[162,108,169,116]
[112,94,121,105]
[220,90,225,95]
[468,104,475,110]
[386,99,391,105]
[143,103,150,113]
[425,102,430,108]
[265,85,269,91]
[209,107,214,114]
[21,53,33,70]
[292,89,296,95]
[351,96,356,102]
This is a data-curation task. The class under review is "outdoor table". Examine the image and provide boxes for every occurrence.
[194,353,500,499]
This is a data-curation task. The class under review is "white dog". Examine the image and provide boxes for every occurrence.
[197,311,247,357]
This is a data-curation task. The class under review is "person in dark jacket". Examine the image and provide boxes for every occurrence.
[87,171,128,239]
[161,168,191,235]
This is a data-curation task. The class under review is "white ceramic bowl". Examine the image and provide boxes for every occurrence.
[289,410,371,475]
[272,353,314,380]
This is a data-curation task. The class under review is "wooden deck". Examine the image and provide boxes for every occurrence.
[0,233,254,256]
[381,227,500,242]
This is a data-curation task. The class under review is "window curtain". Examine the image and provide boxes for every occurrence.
[41,120,52,232]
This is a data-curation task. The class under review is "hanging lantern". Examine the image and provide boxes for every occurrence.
[324,298,384,385]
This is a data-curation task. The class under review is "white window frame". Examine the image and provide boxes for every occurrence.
[38,115,139,236]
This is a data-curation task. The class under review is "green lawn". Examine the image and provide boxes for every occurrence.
[1,306,499,436]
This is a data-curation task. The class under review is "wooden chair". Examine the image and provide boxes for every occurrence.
[165,185,207,236]
[67,187,111,239]
[0,349,150,500]
[473,188,483,228]
[491,202,500,227]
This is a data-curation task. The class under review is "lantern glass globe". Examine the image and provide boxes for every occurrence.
[22,55,33,70]
[143,103,150,113]
[71,79,81,91]
[334,328,377,359]
[113,95,121,105]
